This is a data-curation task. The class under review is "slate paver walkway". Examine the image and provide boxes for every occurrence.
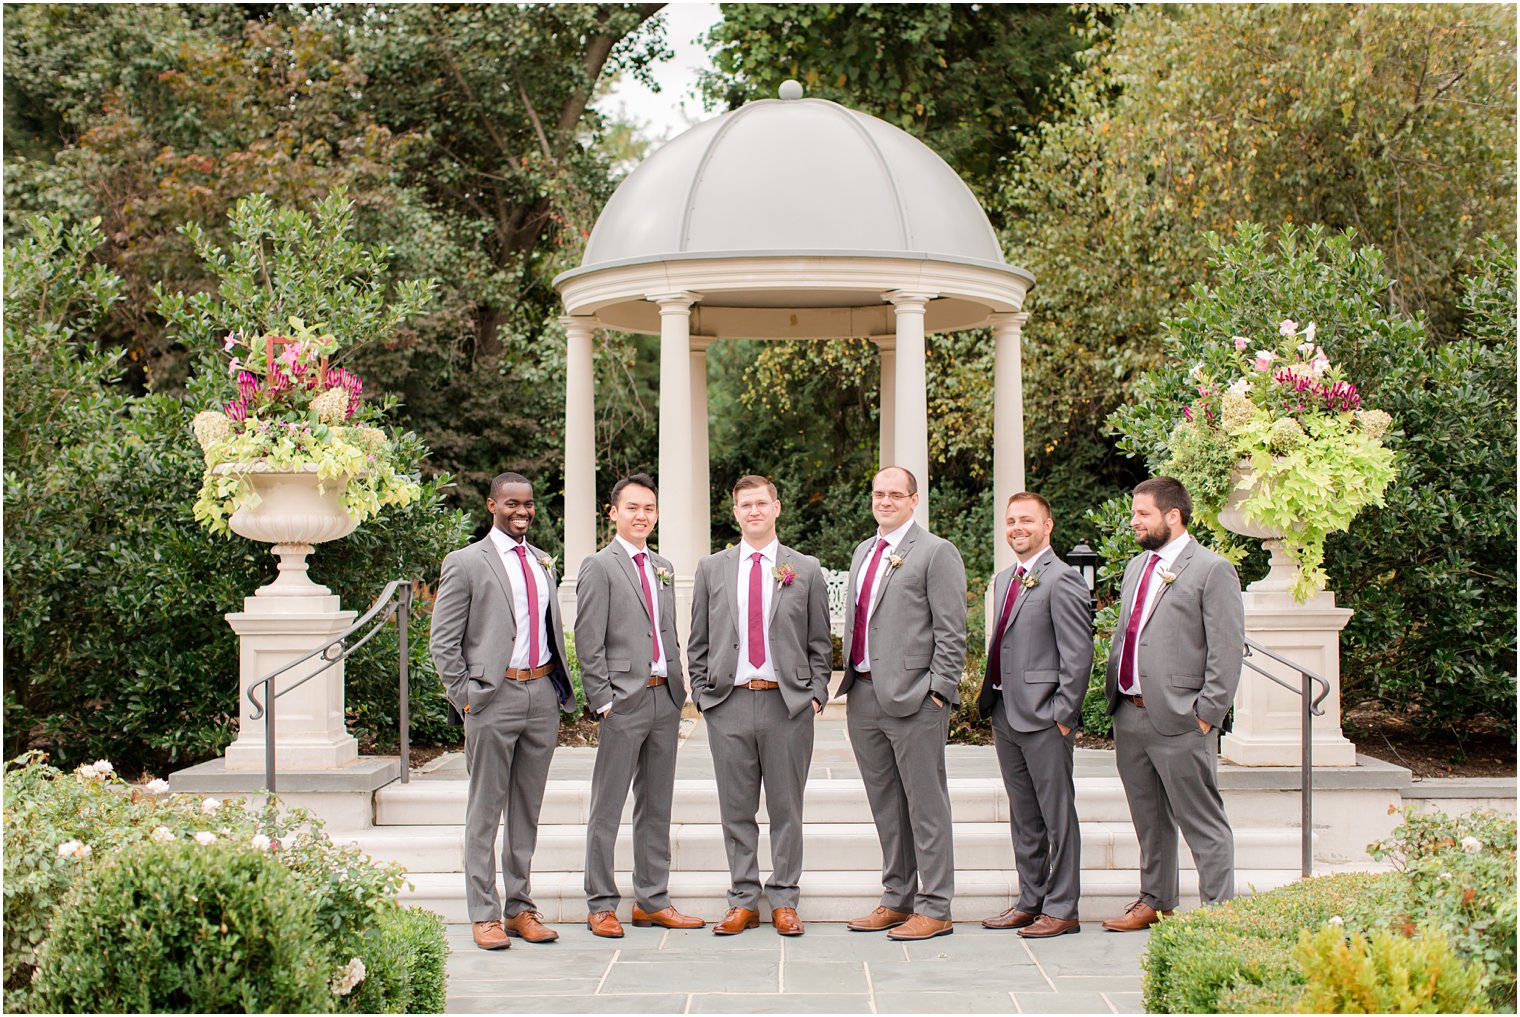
[443,920,1149,1014]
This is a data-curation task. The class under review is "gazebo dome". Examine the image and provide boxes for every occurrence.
[578,94,1006,270]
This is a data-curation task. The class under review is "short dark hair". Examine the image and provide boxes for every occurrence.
[1134,476,1192,527]
[489,472,531,501]
[610,473,659,508]
[1006,491,1052,519]
[731,474,778,502]
[873,465,918,496]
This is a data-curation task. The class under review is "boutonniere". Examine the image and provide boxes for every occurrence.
[653,565,673,586]
[887,553,905,570]
[773,563,798,590]
[538,554,556,573]
[1021,572,1041,590]
[1158,569,1178,586]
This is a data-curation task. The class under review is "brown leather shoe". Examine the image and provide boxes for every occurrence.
[772,907,805,936]
[1101,900,1174,932]
[471,919,511,950]
[1019,914,1081,938]
[981,906,1039,930]
[713,907,759,935]
[586,910,624,939]
[847,906,913,932]
[632,905,706,929]
[887,913,954,941]
[505,909,559,943]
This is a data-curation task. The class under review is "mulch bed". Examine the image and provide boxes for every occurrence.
[1342,704,1515,779]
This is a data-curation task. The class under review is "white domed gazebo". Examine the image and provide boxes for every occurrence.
[554,82,1034,629]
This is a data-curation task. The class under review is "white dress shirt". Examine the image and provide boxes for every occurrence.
[852,519,914,672]
[999,543,1051,617]
[614,534,668,677]
[734,538,779,685]
[488,526,551,669]
[1130,531,1191,635]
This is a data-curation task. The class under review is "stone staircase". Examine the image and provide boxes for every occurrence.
[347,709,1308,924]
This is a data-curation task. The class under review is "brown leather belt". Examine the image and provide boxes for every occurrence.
[505,662,555,682]
[854,672,872,682]
[740,679,780,691]
[1125,693,1146,709]
[647,676,667,688]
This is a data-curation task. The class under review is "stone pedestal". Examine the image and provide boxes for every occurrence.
[1221,540,1357,767]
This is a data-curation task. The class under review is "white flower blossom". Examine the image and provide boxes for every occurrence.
[193,831,217,846]
[74,763,102,781]
[150,826,176,844]
[145,778,171,794]
[91,759,114,776]
[57,839,87,859]
[1278,318,1299,337]
[1228,377,1252,396]
[1188,362,1205,381]
[250,834,272,851]
[1304,321,1317,344]
[201,797,222,815]
[1328,915,1344,927]
[331,957,367,996]
[1461,836,1482,854]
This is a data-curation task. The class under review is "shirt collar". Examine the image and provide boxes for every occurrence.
[615,534,651,561]
[489,526,526,554]
[1014,544,1052,572]
[1152,531,1191,570]
[740,538,779,563]
[875,519,915,550]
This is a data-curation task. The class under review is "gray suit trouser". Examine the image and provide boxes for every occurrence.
[991,708,1081,920]
[1113,698,1236,910]
[705,686,815,910]
[463,676,560,922]
[584,686,681,913]
[846,682,955,919]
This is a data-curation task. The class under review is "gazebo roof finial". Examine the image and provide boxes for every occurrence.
[778,79,804,101]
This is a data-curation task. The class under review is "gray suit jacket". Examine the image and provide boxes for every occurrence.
[838,522,968,718]
[975,553,1094,733]
[1103,537,1245,736]
[429,534,574,716]
[573,541,687,713]
[687,544,833,718]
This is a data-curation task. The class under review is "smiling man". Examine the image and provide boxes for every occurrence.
[429,472,576,951]
[838,466,968,941]
[687,475,832,936]
[975,492,1093,938]
[575,474,704,938]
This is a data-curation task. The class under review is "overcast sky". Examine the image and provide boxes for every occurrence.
[599,2,723,143]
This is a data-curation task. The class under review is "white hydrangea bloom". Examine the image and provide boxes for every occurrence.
[250,833,272,851]
[1461,836,1482,853]
[193,831,217,846]
[331,957,367,996]
[150,826,176,844]
[145,778,171,794]
[201,797,222,815]
[57,840,86,859]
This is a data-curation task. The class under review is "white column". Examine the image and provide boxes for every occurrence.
[649,291,700,650]
[990,312,1029,577]
[884,291,936,527]
[874,335,896,467]
[690,336,713,562]
[560,316,598,627]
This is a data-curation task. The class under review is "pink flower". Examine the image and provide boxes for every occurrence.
[1232,336,1250,352]
[1253,350,1277,372]
[227,357,242,377]
[1304,321,1317,344]
[223,333,238,352]
[1279,319,1299,337]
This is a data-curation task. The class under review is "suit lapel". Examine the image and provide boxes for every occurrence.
[768,545,790,625]
[1115,553,1143,635]
[611,542,653,622]
[480,537,517,613]
[1138,540,1196,631]
[1004,554,1049,632]
[872,522,917,602]
[717,546,741,639]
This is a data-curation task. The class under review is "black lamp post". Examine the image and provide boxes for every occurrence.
[1066,541,1099,628]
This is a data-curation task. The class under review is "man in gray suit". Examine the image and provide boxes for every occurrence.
[688,475,833,937]
[976,492,1093,938]
[576,474,705,938]
[1102,476,1244,931]
[839,466,968,941]
[430,472,575,950]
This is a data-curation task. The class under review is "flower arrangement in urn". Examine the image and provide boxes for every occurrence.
[1163,315,1396,600]
[192,317,420,536]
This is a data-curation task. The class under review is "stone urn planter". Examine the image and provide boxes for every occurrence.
[1216,461,1297,595]
[214,463,359,598]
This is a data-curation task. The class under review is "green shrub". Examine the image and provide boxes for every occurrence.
[1142,871,1409,1013]
[33,839,337,1013]
[1295,922,1487,1014]
[1370,808,1518,1009]
[345,905,447,1014]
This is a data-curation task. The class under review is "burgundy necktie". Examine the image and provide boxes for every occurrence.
[747,552,766,668]
[986,566,1027,692]
[1118,553,1163,694]
[512,545,542,667]
[633,551,662,666]
[849,538,890,668]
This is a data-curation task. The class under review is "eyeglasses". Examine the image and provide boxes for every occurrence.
[871,491,912,503]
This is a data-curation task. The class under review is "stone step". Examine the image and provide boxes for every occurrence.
[394,868,1302,924]
[374,777,1141,826]
[344,822,1309,875]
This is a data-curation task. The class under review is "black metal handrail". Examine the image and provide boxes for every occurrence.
[247,579,414,793]
[1241,636,1331,879]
